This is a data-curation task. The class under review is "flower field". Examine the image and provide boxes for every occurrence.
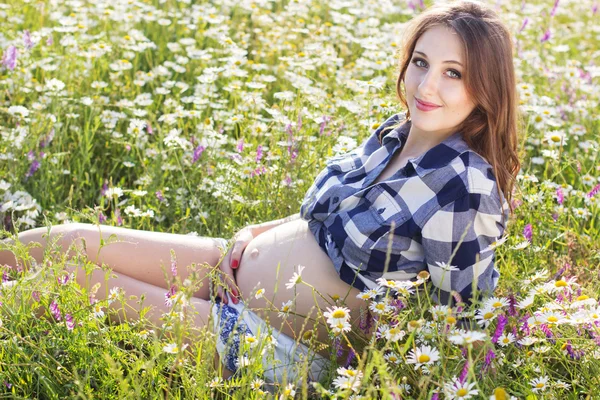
[1,0,600,398]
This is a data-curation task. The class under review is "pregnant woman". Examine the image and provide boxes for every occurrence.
[1,0,521,388]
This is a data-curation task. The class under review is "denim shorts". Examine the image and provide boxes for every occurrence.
[211,291,330,386]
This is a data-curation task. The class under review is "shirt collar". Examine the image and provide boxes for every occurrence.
[382,118,470,178]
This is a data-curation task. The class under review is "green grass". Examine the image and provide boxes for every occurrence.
[1,0,600,398]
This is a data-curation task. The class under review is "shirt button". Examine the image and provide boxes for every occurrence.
[378,207,386,214]
[332,196,339,203]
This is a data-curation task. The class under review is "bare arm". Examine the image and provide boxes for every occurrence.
[249,213,301,237]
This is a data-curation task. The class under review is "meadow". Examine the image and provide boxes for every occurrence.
[1,0,600,398]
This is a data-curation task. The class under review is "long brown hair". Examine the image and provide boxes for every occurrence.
[380,0,523,225]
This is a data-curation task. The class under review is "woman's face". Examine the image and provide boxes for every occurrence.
[404,24,477,138]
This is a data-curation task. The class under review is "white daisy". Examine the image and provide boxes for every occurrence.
[497,333,516,347]
[482,296,510,310]
[474,306,497,328]
[406,345,440,370]
[530,375,550,393]
[443,377,479,399]
[285,265,306,289]
[278,300,293,318]
[482,235,509,252]
[435,261,459,271]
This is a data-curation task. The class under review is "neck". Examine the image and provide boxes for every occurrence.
[402,122,457,158]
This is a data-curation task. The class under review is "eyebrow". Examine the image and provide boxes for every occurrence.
[414,51,464,67]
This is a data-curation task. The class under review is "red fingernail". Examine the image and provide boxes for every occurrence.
[231,260,239,268]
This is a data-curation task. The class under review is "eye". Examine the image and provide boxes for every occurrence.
[411,57,462,80]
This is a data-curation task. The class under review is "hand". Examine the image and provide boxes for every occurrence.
[216,226,256,305]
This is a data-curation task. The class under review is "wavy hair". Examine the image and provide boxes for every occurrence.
[378,0,523,225]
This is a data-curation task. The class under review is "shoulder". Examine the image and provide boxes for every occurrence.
[424,150,506,222]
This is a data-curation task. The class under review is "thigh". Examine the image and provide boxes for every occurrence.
[76,223,225,299]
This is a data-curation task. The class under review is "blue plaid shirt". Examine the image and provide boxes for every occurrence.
[299,112,509,306]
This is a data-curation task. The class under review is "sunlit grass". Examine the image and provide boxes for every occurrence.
[1,0,600,398]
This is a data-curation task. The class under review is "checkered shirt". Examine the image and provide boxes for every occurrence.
[299,112,509,306]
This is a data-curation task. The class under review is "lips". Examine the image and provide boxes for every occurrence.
[415,97,441,107]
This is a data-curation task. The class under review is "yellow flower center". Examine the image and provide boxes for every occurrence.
[536,383,545,389]
[492,302,503,308]
[576,295,590,301]
[484,312,494,320]
[332,310,346,319]
[376,304,385,310]
[446,316,457,324]
[417,354,430,363]
[347,370,356,377]
[493,388,507,400]
[555,280,568,287]
[547,316,558,323]
[457,388,468,397]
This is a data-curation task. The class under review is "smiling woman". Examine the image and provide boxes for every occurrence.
[0,0,523,392]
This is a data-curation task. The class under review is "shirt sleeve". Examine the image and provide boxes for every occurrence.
[420,191,507,307]
[299,112,405,221]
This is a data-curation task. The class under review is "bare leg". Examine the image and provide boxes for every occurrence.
[63,261,234,379]
[1,223,226,300]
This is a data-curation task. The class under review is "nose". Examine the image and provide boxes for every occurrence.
[418,69,439,99]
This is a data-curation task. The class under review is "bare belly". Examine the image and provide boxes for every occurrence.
[234,218,368,349]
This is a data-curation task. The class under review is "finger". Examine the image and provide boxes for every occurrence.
[231,239,250,270]
[230,243,241,269]
[222,272,238,303]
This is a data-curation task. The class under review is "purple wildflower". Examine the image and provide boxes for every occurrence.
[507,293,518,317]
[23,30,34,50]
[192,144,205,164]
[25,159,41,179]
[40,128,55,148]
[550,0,560,16]
[431,394,439,400]
[255,145,263,163]
[593,2,598,14]
[540,28,552,42]
[98,211,107,224]
[57,274,69,285]
[50,300,62,321]
[587,183,600,198]
[491,314,508,344]
[540,324,554,340]
[519,17,529,33]
[146,120,153,134]
[164,285,177,307]
[1,270,8,283]
[155,190,165,202]
[458,360,469,384]
[31,291,40,302]
[4,381,11,389]
[318,116,330,136]
[344,348,355,368]
[523,223,533,242]
[359,308,373,335]
[333,336,344,358]
[46,35,53,46]
[100,180,108,197]
[236,138,244,153]
[65,313,75,330]
[1,45,18,70]
[482,350,496,373]
[297,112,302,131]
